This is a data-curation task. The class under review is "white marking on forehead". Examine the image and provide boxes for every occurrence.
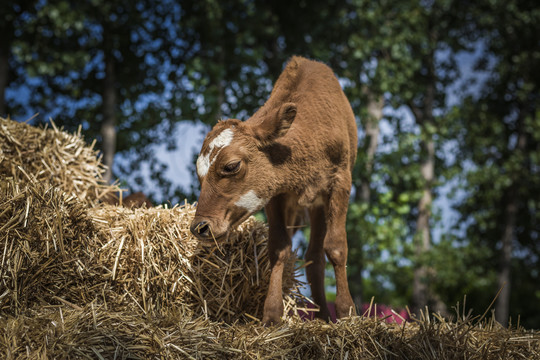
[209,127,235,149]
[196,128,234,178]
[235,190,268,213]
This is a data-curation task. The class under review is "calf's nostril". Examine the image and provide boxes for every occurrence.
[195,221,210,236]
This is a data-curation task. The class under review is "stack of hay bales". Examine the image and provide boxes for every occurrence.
[0,117,302,322]
[1,117,539,359]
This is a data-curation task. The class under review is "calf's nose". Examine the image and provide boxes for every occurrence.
[190,219,212,239]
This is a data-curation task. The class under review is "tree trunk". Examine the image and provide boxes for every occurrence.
[495,122,526,326]
[352,91,383,309]
[216,50,225,120]
[412,138,434,316]
[101,52,117,183]
[495,193,517,327]
[0,47,8,117]
[408,23,449,316]
[359,91,383,203]
[409,38,438,315]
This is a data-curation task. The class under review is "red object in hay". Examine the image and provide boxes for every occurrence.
[296,302,409,324]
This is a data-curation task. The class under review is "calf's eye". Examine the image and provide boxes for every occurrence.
[223,161,241,174]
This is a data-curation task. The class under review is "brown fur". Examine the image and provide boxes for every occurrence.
[101,191,153,208]
[123,192,153,208]
[191,56,357,325]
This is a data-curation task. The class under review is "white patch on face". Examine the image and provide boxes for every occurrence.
[235,190,268,214]
[196,128,234,178]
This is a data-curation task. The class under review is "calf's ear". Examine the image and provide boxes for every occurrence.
[253,103,297,146]
[275,102,297,137]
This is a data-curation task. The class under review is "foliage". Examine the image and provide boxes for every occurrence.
[453,0,540,328]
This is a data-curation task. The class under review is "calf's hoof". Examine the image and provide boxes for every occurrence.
[262,318,281,327]
[261,306,283,327]
[262,298,283,326]
[335,298,357,319]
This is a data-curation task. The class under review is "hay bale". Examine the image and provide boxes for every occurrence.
[0,117,118,205]
[84,204,200,316]
[0,178,94,314]
[0,176,303,322]
[1,306,538,359]
[88,203,301,321]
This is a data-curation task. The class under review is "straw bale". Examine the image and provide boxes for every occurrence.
[0,179,302,321]
[86,203,298,320]
[1,305,538,359]
[87,203,302,321]
[83,204,200,315]
[0,178,95,315]
[0,117,119,205]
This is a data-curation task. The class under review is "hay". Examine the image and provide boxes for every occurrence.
[1,305,538,359]
[0,117,119,205]
[0,177,94,315]
[87,204,301,321]
[1,116,539,359]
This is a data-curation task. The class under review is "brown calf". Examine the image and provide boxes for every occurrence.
[190,56,357,325]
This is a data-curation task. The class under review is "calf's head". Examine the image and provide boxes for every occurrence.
[190,103,297,241]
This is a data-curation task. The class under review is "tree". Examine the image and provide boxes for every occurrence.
[59,0,182,185]
[335,0,474,315]
[456,0,540,327]
[393,0,475,316]
[337,0,421,307]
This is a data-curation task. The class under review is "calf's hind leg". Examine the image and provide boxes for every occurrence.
[305,205,331,321]
[324,179,356,319]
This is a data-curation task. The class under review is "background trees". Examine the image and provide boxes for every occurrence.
[454,0,540,327]
[2,0,539,328]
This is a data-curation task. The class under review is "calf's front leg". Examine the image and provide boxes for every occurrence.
[262,196,292,326]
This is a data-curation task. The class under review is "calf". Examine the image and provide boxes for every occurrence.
[190,56,357,325]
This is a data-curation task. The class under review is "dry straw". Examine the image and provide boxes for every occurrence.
[0,117,119,205]
[88,203,302,320]
[1,305,538,359]
[1,117,539,359]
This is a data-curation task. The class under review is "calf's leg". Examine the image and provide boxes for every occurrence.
[305,205,331,321]
[262,195,292,325]
[324,179,356,319]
